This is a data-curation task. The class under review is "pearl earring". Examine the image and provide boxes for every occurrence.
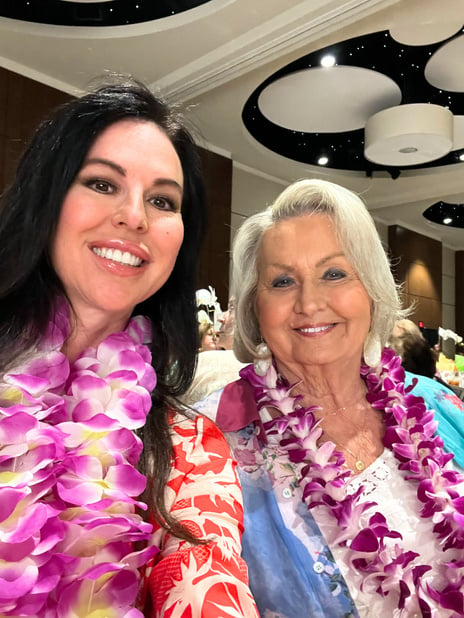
[363,331,382,367]
[253,341,272,376]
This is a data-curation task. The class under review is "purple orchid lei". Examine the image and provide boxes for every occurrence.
[0,300,158,617]
[241,348,464,616]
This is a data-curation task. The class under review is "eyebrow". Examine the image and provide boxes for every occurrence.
[268,252,346,271]
[82,157,183,195]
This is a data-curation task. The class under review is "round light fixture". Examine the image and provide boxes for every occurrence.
[365,103,454,166]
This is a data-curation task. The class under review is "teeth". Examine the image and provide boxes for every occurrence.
[92,247,143,267]
[299,325,331,334]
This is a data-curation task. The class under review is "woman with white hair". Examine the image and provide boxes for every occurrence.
[195,178,464,617]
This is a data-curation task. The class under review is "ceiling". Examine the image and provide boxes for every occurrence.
[1,0,464,249]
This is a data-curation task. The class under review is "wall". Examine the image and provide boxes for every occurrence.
[442,246,456,331]
[0,67,71,189]
[230,163,285,243]
[388,225,442,328]
[196,147,232,308]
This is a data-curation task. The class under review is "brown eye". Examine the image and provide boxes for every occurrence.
[150,196,177,211]
[85,179,115,194]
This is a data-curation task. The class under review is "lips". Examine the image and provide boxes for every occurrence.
[90,239,150,268]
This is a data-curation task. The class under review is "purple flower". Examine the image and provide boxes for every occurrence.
[0,305,157,616]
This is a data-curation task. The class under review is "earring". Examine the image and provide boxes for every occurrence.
[253,341,272,376]
[363,331,382,367]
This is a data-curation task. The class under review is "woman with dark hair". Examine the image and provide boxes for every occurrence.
[0,77,257,617]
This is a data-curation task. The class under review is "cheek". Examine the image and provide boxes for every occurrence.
[256,296,284,339]
[153,219,184,259]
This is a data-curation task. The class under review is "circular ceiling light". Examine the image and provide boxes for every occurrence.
[364,103,453,166]
[258,66,401,133]
[425,34,464,92]
[423,201,464,228]
[242,28,464,173]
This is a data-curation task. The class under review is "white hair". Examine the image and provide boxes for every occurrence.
[232,178,406,363]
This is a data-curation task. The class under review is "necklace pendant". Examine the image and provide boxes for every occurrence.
[355,460,365,471]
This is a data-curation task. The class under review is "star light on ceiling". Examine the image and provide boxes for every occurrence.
[0,0,212,26]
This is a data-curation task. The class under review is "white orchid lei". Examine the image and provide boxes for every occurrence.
[0,300,158,617]
[240,348,464,616]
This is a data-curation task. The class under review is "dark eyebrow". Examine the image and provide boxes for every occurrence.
[83,157,125,176]
[81,157,183,195]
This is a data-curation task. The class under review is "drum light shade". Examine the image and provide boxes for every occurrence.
[364,103,453,166]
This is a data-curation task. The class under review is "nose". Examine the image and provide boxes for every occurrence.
[112,192,148,232]
[294,281,327,314]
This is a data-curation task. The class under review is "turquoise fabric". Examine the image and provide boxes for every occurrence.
[405,371,464,469]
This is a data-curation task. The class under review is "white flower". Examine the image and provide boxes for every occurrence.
[196,288,212,307]
[197,309,212,325]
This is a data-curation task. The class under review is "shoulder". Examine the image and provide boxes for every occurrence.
[406,371,464,410]
[169,412,235,478]
[183,350,247,407]
[194,377,259,432]
[170,411,229,454]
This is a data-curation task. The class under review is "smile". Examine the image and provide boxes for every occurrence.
[92,247,143,267]
[298,325,333,334]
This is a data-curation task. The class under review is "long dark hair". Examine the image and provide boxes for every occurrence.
[0,76,206,538]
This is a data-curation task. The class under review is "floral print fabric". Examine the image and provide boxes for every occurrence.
[141,413,258,617]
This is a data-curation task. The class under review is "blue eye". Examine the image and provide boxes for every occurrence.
[272,276,294,288]
[323,268,346,280]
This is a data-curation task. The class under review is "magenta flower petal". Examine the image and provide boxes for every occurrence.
[0,305,157,615]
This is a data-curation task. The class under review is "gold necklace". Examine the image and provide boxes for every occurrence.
[319,406,368,472]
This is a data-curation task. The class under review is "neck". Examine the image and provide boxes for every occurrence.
[276,358,367,413]
[63,310,130,362]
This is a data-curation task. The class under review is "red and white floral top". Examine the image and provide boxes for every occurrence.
[140,413,259,617]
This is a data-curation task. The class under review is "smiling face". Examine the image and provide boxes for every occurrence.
[51,119,184,333]
[255,213,372,374]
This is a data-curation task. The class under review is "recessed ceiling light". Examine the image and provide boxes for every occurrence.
[320,55,336,68]
[460,154,464,161]
[443,217,453,224]
[318,156,329,165]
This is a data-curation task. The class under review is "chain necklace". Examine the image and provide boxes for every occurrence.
[318,405,370,472]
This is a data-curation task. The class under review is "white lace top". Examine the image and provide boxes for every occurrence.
[312,448,458,617]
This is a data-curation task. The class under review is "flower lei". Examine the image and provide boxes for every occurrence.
[241,348,464,616]
[0,301,158,617]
